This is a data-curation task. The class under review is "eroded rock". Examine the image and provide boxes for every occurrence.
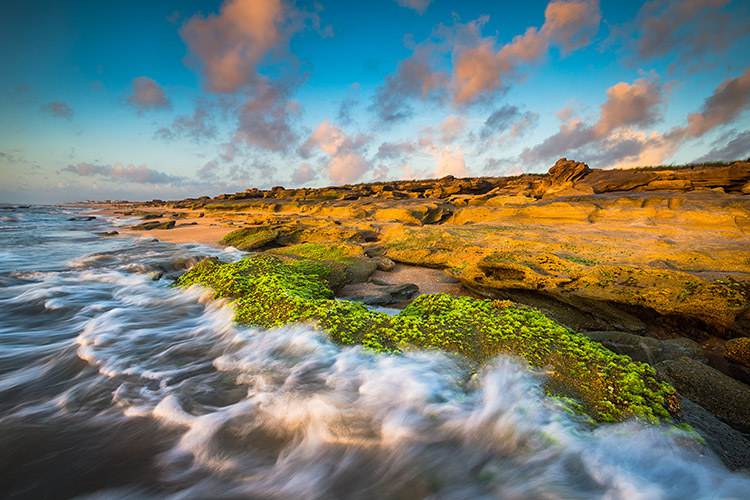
[725,337,750,368]
[655,357,750,432]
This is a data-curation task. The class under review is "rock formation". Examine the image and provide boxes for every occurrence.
[106,159,750,469]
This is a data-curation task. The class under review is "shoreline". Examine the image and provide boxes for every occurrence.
[83,204,235,248]
[85,203,471,302]
[67,162,750,469]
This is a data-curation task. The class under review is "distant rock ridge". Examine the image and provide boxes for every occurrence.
[145,160,749,209]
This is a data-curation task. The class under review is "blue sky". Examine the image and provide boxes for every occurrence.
[1,0,749,203]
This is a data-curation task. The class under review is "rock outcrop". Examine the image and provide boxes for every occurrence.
[108,157,750,471]
[655,357,750,432]
[582,331,707,365]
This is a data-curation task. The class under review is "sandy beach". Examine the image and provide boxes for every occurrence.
[84,204,235,247]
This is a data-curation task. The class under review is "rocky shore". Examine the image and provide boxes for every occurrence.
[92,159,750,470]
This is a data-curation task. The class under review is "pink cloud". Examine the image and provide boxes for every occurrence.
[451,0,601,106]
[328,151,369,185]
[180,0,285,93]
[521,75,665,166]
[519,69,750,169]
[302,120,373,184]
[591,77,664,138]
[305,120,348,154]
[418,115,468,146]
[451,43,510,106]
[541,0,601,54]
[374,1,601,117]
[124,77,171,114]
[179,0,332,152]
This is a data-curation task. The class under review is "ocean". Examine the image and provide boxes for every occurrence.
[1,204,748,499]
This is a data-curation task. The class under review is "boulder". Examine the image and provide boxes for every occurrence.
[384,283,419,301]
[344,257,378,284]
[661,337,708,364]
[582,332,708,366]
[132,220,175,230]
[220,229,279,250]
[727,361,750,386]
[548,158,591,185]
[372,256,396,271]
[359,293,393,306]
[436,273,461,284]
[725,337,750,368]
[655,357,750,432]
[679,398,750,472]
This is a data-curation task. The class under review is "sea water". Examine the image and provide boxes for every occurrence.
[0,204,748,499]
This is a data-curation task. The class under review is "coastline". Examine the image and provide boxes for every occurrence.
[66,160,750,468]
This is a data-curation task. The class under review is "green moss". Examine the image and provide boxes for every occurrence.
[177,255,678,424]
[270,242,360,262]
[176,254,391,350]
[219,227,278,250]
[132,220,175,230]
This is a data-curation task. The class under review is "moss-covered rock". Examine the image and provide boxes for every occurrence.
[132,220,175,230]
[219,227,279,250]
[177,254,678,424]
[270,242,377,283]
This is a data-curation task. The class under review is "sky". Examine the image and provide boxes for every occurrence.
[1,0,749,203]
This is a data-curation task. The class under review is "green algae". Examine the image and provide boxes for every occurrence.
[219,227,279,250]
[176,254,678,424]
[132,220,175,230]
[270,242,362,262]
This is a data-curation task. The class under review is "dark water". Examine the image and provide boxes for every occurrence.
[0,205,748,499]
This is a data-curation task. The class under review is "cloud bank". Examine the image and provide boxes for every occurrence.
[63,162,183,184]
